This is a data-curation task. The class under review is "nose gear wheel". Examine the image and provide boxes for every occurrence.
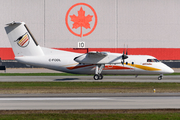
[158,74,163,80]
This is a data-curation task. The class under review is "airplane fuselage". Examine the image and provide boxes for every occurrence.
[15,47,173,76]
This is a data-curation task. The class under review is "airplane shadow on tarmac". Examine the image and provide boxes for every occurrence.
[54,78,80,81]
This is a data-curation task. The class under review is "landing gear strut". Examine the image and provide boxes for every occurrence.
[158,74,163,80]
[93,64,104,80]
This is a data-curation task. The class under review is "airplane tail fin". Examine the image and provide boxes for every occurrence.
[5,21,44,57]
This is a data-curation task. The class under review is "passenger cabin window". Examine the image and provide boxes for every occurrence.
[147,59,159,62]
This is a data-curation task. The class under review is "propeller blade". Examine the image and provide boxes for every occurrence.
[126,45,128,55]
[123,44,125,55]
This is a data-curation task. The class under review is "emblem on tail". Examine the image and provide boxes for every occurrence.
[14,32,30,48]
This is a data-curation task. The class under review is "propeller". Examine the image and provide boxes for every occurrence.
[121,44,128,65]
[126,45,128,55]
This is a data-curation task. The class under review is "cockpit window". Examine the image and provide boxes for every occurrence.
[147,59,159,62]
[154,59,159,62]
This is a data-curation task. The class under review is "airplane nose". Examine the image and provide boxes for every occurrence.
[160,63,174,74]
[164,67,174,74]
[168,68,174,74]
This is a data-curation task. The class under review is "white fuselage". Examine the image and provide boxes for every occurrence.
[15,47,174,75]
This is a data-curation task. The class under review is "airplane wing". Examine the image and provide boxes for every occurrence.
[87,51,108,57]
[74,51,123,64]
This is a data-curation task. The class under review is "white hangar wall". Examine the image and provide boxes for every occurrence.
[0,0,45,47]
[0,0,180,48]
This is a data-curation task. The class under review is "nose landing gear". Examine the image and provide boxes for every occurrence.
[158,74,163,80]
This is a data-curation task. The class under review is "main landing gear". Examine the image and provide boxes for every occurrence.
[93,64,104,80]
[158,74,163,80]
[94,74,103,80]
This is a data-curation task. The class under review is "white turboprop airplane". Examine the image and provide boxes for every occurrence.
[5,21,174,80]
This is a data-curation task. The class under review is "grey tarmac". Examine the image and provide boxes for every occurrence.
[0,75,180,82]
[1,68,180,110]
[0,95,180,110]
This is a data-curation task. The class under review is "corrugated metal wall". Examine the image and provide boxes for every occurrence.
[0,0,180,49]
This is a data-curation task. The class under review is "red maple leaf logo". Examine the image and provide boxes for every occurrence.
[70,7,93,37]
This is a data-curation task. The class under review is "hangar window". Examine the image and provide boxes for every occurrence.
[147,59,159,62]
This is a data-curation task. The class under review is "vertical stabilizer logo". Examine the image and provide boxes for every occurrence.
[14,33,30,48]
[66,3,97,37]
